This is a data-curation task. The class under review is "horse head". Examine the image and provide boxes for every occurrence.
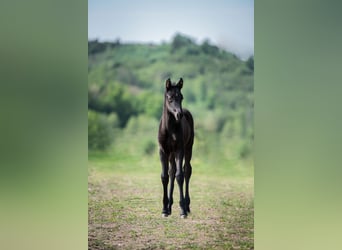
[164,78,184,122]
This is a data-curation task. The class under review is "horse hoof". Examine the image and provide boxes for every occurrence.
[180,214,187,219]
[162,213,169,218]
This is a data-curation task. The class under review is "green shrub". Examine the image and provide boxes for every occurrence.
[88,110,114,150]
[143,140,156,155]
[138,92,163,120]
[125,115,158,135]
[238,141,251,159]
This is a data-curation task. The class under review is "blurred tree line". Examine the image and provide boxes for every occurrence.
[88,33,253,161]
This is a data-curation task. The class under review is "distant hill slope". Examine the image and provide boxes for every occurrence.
[89,34,253,124]
[88,34,253,157]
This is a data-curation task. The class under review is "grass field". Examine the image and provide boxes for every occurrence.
[88,152,254,249]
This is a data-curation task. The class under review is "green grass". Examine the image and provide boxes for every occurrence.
[88,152,254,249]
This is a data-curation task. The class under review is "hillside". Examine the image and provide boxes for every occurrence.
[88,33,254,174]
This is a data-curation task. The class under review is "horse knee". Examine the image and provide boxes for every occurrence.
[175,172,184,184]
[161,174,169,185]
[169,166,176,178]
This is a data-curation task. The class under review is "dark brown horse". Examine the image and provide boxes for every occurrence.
[158,78,194,218]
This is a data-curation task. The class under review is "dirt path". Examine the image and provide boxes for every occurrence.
[88,169,254,249]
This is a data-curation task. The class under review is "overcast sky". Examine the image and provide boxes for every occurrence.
[88,0,254,59]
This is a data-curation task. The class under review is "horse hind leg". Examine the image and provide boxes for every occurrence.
[184,150,192,213]
[184,162,192,213]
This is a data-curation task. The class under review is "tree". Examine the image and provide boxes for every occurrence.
[88,83,139,127]
[201,39,220,56]
[171,33,195,52]
[246,56,254,71]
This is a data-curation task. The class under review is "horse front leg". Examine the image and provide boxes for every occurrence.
[160,150,169,217]
[168,157,176,215]
[175,150,187,218]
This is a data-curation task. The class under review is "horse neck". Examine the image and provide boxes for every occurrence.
[161,101,169,130]
[161,101,177,131]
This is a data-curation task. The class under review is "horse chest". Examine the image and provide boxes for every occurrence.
[168,132,181,150]
[171,132,177,141]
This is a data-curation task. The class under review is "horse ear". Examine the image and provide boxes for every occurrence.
[166,78,172,90]
[177,78,183,89]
